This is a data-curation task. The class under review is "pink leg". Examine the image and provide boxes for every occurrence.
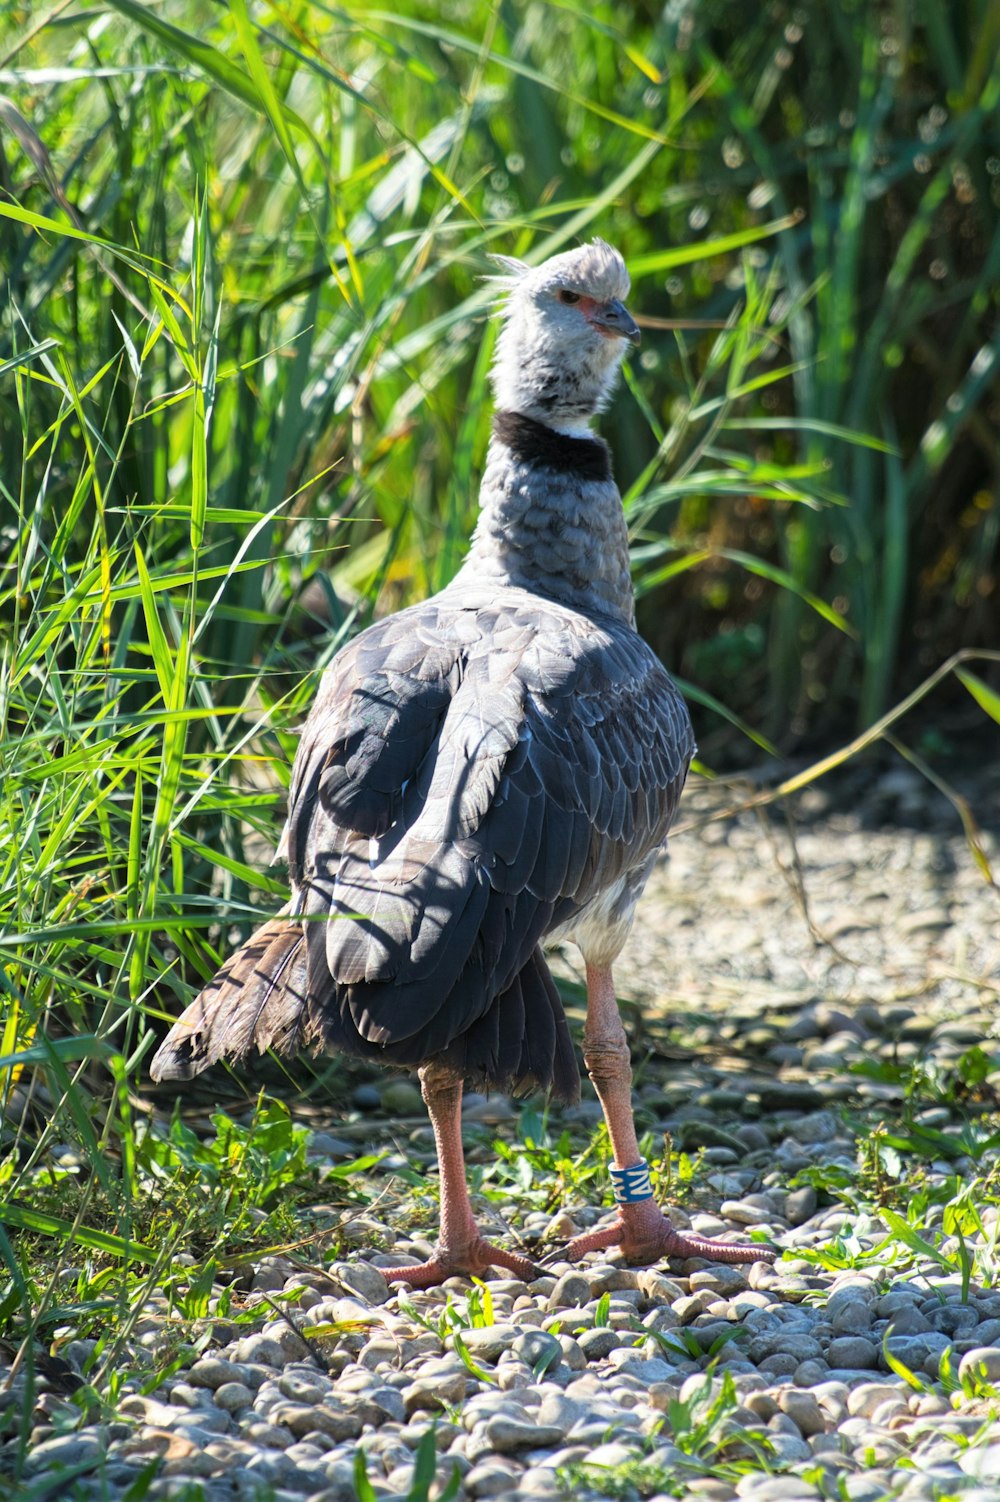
[564,963,776,1267]
[387,1062,539,1289]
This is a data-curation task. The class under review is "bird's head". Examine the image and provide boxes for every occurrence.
[489,239,639,434]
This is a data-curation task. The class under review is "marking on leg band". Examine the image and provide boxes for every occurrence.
[610,1159,654,1204]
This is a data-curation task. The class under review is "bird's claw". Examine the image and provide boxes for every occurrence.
[387,1234,543,1289]
[560,1203,778,1267]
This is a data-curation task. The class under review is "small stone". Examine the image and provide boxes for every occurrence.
[537,1392,584,1430]
[578,1329,620,1361]
[689,1265,750,1297]
[463,1093,516,1123]
[517,1464,562,1496]
[379,1078,424,1112]
[483,1415,568,1453]
[213,1381,253,1413]
[511,1330,562,1374]
[404,1361,468,1413]
[497,1362,532,1391]
[735,1477,821,1499]
[606,1352,675,1383]
[539,1211,578,1242]
[831,1301,873,1334]
[720,1198,773,1226]
[272,1401,361,1442]
[958,1347,1000,1386]
[464,1459,525,1496]
[846,1382,907,1418]
[233,1333,288,1368]
[278,1370,331,1404]
[450,1325,519,1361]
[251,1261,289,1293]
[636,1269,685,1302]
[329,1260,389,1306]
[784,1186,818,1226]
[24,1432,105,1472]
[885,1305,931,1335]
[877,1290,922,1318]
[899,907,951,934]
[960,1445,1000,1481]
[244,1449,317,1489]
[582,1440,644,1468]
[546,1272,592,1310]
[777,1388,826,1437]
[827,1336,878,1370]
[242,1421,293,1449]
[188,1357,249,1390]
[587,1265,640,1293]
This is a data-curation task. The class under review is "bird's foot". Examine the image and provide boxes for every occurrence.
[563,1199,777,1267]
[387,1233,540,1290]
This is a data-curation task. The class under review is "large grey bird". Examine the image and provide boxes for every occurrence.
[151,240,774,1286]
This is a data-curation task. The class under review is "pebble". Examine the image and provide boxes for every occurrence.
[24,1431,106,1471]
[511,1330,562,1374]
[465,1458,526,1495]
[958,1346,1000,1385]
[329,1260,390,1305]
[827,1336,878,1369]
[451,1325,519,1361]
[577,1328,620,1361]
[483,1414,567,1452]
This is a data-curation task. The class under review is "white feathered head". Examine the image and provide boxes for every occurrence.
[489,239,639,432]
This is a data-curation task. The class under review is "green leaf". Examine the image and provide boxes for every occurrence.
[409,1427,440,1502]
[628,211,804,274]
[722,416,897,452]
[0,1203,156,1263]
[956,669,1000,725]
[878,1208,953,1272]
[352,1447,377,1502]
[104,0,316,145]
[452,1332,497,1385]
[881,1329,927,1392]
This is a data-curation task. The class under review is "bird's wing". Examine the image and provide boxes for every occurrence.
[467,607,693,908]
[284,598,692,1059]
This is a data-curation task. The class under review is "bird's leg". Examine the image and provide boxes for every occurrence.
[564,963,775,1266]
[387,1062,539,1289]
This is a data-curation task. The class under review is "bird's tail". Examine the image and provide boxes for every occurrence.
[150,920,581,1105]
[149,916,309,1082]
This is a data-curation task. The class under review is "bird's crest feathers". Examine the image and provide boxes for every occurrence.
[486,238,630,310]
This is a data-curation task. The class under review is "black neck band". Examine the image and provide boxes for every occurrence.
[492,411,613,484]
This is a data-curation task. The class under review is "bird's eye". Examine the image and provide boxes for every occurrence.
[558,289,581,305]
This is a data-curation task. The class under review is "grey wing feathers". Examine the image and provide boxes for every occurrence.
[471,622,692,907]
[288,602,691,1033]
[151,596,692,1096]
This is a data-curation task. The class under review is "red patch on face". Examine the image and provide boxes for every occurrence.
[578,295,619,338]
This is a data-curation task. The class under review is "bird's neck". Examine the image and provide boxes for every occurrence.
[456,411,635,623]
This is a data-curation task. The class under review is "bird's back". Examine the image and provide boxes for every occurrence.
[151,585,692,1097]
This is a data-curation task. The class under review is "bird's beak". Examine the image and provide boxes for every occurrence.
[591,297,641,346]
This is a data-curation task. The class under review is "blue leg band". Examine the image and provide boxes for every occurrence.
[610,1159,654,1204]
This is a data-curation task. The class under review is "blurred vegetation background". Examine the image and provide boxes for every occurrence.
[0,0,998,1357]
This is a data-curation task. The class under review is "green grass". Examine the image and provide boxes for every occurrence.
[0,1,999,1489]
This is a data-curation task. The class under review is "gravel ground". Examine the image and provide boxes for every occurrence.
[6,759,1000,1502]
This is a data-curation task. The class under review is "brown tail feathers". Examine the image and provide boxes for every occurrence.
[149,917,309,1082]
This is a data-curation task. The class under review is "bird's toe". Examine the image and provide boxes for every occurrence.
[387,1234,541,1289]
